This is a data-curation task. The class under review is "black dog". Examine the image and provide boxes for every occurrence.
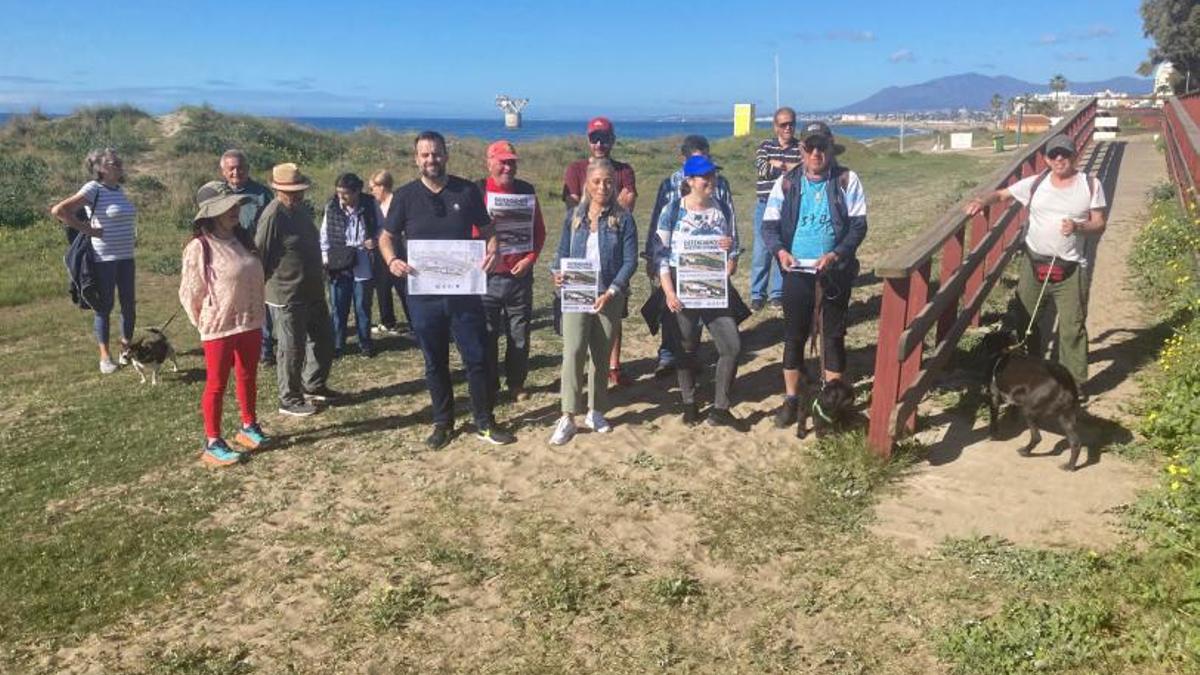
[797,374,854,439]
[983,330,1084,471]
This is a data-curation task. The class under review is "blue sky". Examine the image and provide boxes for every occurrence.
[0,0,1154,119]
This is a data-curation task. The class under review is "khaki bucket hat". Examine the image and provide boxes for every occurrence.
[193,193,253,224]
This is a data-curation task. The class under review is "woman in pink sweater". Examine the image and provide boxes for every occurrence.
[180,194,270,466]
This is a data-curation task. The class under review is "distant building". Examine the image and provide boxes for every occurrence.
[1003,114,1052,133]
[1154,62,1176,96]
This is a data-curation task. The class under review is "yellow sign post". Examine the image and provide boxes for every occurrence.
[733,103,755,137]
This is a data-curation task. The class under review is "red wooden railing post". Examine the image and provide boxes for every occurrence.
[868,277,909,456]
[898,262,931,434]
[965,210,988,326]
[936,228,965,343]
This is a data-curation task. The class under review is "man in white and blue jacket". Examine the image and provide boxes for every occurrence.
[644,135,739,376]
[761,121,867,428]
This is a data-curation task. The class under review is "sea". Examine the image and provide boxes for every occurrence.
[0,111,908,142]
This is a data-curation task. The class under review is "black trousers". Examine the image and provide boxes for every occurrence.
[780,267,853,373]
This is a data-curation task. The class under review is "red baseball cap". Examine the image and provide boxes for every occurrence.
[587,116,614,135]
[486,140,519,161]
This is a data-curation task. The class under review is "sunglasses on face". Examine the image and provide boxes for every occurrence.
[588,133,613,145]
[803,140,830,153]
[1046,149,1074,160]
[776,120,796,128]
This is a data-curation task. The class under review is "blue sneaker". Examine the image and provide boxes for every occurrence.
[201,438,244,467]
[234,423,270,451]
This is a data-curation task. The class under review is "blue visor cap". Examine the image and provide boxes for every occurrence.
[682,155,721,177]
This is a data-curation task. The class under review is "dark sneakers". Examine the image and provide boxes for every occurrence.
[707,408,743,430]
[303,386,343,402]
[682,402,702,426]
[279,401,318,417]
[774,398,799,428]
[750,298,766,312]
[426,424,452,450]
[477,424,517,445]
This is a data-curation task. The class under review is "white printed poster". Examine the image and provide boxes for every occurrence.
[406,239,487,295]
[675,236,728,309]
[487,193,536,255]
[559,258,599,313]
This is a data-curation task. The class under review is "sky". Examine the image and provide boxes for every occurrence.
[0,0,1156,119]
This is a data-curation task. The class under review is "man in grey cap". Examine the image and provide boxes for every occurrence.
[964,134,1107,398]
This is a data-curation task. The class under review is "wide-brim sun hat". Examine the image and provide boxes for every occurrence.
[270,162,312,192]
[193,194,253,224]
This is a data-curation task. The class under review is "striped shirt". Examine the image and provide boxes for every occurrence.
[754,138,803,200]
[78,181,137,261]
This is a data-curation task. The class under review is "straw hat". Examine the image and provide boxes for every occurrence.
[193,194,253,224]
[270,162,311,192]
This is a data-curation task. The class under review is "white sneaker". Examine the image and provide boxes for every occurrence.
[549,415,577,445]
[99,358,118,374]
[584,410,612,433]
[117,351,130,366]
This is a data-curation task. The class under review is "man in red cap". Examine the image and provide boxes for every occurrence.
[478,140,546,405]
[561,116,638,386]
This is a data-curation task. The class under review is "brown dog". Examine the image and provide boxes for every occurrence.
[983,330,1084,471]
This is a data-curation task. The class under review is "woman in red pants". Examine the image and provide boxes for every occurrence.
[180,194,270,466]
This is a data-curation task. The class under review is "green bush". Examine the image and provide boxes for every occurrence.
[0,154,51,227]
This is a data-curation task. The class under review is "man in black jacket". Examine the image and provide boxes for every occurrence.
[761,122,868,427]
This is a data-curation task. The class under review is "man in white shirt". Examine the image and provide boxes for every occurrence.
[965,134,1107,394]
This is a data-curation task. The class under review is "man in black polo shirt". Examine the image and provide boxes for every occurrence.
[379,131,516,449]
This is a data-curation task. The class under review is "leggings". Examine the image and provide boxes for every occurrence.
[781,269,851,373]
[201,329,261,439]
[92,259,136,345]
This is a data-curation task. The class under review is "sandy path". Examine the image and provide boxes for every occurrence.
[873,135,1164,552]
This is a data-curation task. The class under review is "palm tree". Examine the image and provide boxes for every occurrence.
[1049,74,1068,96]
[990,93,1004,129]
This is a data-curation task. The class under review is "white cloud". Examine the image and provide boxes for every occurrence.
[889,49,915,63]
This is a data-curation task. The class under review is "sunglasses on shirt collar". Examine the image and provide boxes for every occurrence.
[427,192,446,217]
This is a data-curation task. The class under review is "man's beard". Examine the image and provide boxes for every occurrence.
[421,165,446,180]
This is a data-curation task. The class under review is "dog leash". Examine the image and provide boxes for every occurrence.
[158,308,180,332]
[1013,253,1057,354]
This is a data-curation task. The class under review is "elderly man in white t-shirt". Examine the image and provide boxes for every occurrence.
[965,134,1107,395]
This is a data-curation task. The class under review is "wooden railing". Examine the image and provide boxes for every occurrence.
[866,99,1099,455]
[1163,92,1200,213]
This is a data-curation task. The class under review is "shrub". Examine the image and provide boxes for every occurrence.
[0,154,52,228]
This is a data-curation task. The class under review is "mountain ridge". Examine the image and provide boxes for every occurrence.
[833,72,1153,113]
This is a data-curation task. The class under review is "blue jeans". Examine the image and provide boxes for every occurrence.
[329,273,374,353]
[408,294,492,429]
[749,199,782,302]
[93,258,136,345]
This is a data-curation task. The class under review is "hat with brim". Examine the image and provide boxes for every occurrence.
[682,154,722,177]
[270,162,312,192]
[193,194,253,224]
[1045,134,1076,156]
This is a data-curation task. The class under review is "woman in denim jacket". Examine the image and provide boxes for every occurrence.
[549,159,638,445]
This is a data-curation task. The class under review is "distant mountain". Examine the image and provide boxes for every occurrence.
[833,73,1153,113]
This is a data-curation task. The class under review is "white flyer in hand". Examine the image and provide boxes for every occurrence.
[559,258,599,313]
[407,239,487,295]
[486,193,536,255]
[676,236,728,309]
